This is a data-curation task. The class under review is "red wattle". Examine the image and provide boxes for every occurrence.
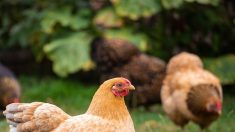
[216,101,222,111]
[112,89,129,97]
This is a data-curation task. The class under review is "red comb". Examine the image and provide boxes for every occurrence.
[125,79,130,84]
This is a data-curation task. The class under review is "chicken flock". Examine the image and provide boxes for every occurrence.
[2,39,223,131]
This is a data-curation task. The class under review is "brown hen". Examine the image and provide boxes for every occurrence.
[0,64,21,115]
[161,52,223,130]
[91,38,166,108]
[4,77,135,132]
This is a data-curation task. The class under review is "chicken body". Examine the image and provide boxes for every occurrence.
[4,77,135,132]
[91,38,166,108]
[0,64,21,114]
[161,52,222,129]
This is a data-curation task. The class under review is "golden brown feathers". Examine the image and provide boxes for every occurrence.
[166,52,203,74]
[4,77,135,132]
[161,52,222,129]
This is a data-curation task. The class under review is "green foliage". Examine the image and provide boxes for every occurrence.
[0,0,234,81]
[103,28,149,51]
[161,0,219,9]
[196,0,219,5]
[93,8,123,28]
[111,0,161,20]
[44,32,94,77]
[203,55,235,84]
[7,9,42,47]
[41,7,89,33]
[161,0,184,9]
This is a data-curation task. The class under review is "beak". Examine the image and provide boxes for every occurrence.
[128,85,135,90]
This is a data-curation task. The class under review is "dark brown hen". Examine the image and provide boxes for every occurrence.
[0,64,21,115]
[91,38,166,108]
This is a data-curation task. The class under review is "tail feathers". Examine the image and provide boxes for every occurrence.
[4,102,43,131]
[4,102,42,125]
[5,102,42,112]
[3,102,70,132]
[10,125,17,132]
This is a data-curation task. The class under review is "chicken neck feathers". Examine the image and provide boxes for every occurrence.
[86,79,131,121]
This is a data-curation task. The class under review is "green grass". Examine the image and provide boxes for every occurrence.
[1,76,235,132]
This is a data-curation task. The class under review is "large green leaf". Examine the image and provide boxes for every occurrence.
[111,0,161,20]
[184,0,195,2]
[43,32,94,77]
[103,28,149,51]
[195,0,219,5]
[8,9,42,47]
[41,7,89,34]
[161,0,219,9]
[93,8,123,28]
[203,55,235,85]
[161,0,184,9]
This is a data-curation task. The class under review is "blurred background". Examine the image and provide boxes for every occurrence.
[0,0,234,131]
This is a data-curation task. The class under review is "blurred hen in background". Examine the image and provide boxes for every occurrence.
[91,38,166,108]
[161,52,223,130]
[0,63,21,115]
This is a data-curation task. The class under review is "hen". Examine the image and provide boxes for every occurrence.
[4,77,135,132]
[0,64,21,115]
[91,38,166,108]
[161,52,223,130]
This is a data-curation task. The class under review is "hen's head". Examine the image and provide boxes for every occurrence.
[187,84,222,117]
[87,77,135,119]
[101,77,135,97]
[206,97,222,115]
[167,52,203,74]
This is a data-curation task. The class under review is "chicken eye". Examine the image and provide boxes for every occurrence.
[116,83,123,87]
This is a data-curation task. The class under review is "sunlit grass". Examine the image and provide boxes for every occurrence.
[1,76,234,132]
[132,96,235,132]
